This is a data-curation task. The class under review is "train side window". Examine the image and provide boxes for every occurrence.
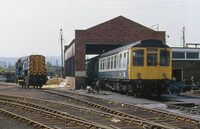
[105,58,107,70]
[116,55,118,68]
[123,52,127,68]
[147,53,157,66]
[111,56,113,69]
[102,58,105,70]
[133,50,144,66]
[99,59,101,71]
[25,61,29,69]
[160,50,169,66]
[107,57,110,69]
[101,59,103,70]
[119,54,123,68]
[99,59,102,70]
[114,55,117,69]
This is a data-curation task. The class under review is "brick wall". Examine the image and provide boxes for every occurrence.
[66,16,166,89]
[75,16,165,72]
[172,60,200,69]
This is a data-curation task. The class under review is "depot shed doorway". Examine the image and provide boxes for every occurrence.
[172,69,183,82]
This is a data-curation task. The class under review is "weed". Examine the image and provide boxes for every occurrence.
[86,110,92,114]
[114,101,120,105]
[104,117,113,121]
[153,117,160,120]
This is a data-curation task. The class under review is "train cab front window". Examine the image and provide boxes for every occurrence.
[160,50,169,66]
[147,53,157,66]
[133,50,144,66]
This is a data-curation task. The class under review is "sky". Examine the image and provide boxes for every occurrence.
[0,0,200,57]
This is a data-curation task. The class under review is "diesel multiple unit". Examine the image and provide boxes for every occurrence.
[15,55,47,88]
[86,39,172,97]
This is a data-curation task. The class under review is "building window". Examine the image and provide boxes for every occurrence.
[172,52,185,59]
[133,50,144,66]
[186,52,199,59]
[160,50,170,66]
[147,53,157,66]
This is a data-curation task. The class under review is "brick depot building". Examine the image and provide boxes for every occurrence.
[64,16,165,89]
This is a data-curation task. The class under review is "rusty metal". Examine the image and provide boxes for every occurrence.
[167,104,200,115]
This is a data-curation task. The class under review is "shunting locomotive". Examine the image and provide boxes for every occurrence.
[15,55,47,88]
[86,39,172,97]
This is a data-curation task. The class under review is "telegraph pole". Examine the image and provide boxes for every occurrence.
[60,28,64,78]
[182,26,185,47]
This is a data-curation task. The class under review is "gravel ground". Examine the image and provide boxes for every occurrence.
[0,82,199,129]
[0,83,138,129]
[0,114,34,129]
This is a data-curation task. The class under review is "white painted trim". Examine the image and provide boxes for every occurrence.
[171,48,200,52]
[99,51,128,72]
[75,71,86,77]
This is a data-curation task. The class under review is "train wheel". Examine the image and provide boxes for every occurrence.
[133,89,139,98]
[134,90,141,98]
[134,84,143,97]
[133,91,139,98]
[24,84,29,89]
[156,84,162,98]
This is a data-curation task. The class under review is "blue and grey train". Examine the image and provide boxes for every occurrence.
[86,39,172,97]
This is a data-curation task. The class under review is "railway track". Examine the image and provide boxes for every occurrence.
[167,103,200,115]
[0,95,117,129]
[0,94,173,129]
[37,88,200,129]
[0,110,35,129]
[0,84,199,129]
[0,108,53,129]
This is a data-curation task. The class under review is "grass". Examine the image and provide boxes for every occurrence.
[153,117,160,120]
[86,109,92,114]
[114,101,120,105]
[104,117,113,121]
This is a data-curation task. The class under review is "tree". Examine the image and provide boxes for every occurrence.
[6,63,15,72]
[0,66,6,73]
[46,61,52,68]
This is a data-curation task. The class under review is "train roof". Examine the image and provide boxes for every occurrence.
[100,39,169,58]
[17,55,45,62]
